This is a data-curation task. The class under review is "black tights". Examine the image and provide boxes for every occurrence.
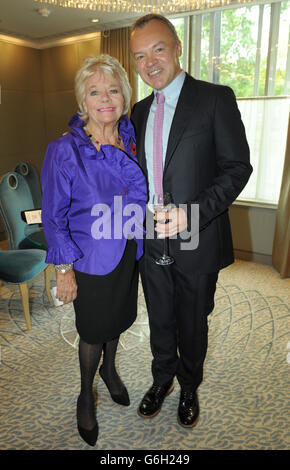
[77,336,121,431]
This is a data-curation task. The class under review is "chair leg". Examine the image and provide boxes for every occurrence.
[0,281,15,293]
[45,264,53,303]
[19,283,32,330]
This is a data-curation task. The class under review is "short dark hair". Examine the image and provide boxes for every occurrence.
[131,14,180,45]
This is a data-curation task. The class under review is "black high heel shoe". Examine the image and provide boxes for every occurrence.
[77,423,99,447]
[99,365,130,406]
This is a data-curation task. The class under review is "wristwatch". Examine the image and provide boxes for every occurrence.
[55,263,73,273]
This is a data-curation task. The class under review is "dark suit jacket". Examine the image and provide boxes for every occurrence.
[131,73,253,273]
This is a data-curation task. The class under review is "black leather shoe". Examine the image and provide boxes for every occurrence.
[99,365,130,406]
[137,381,174,418]
[178,390,199,428]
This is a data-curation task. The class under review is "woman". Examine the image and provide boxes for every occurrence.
[41,55,147,446]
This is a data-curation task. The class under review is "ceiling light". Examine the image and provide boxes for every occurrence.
[37,7,51,17]
[91,18,99,23]
[33,0,236,14]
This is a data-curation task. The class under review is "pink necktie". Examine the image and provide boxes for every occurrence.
[153,92,165,199]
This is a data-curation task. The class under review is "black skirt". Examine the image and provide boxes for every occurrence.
[73,240,138,344]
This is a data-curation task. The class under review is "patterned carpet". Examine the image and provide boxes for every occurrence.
[0,260,289,450]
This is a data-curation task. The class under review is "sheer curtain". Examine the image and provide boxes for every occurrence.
[272,113,290,278]
[237,97,290,203]
[101,27,137,110]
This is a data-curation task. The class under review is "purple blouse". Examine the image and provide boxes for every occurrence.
[41,114,147,275]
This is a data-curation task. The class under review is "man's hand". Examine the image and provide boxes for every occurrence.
[56,270,77,304]
[154,207,187,238]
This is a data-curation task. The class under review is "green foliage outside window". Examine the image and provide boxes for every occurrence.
[137,2,289,100]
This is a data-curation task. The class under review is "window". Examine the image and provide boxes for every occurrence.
[136,1,290,204]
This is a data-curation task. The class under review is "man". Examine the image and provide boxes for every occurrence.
[130,14,252,428]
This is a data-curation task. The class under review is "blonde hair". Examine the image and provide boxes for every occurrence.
[75,54,132,121]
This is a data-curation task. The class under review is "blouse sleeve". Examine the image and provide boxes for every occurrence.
[40,139,83,265]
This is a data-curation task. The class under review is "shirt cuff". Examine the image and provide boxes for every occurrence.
[45,241,83,265]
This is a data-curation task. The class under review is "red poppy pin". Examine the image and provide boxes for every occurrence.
[130,138,136,156]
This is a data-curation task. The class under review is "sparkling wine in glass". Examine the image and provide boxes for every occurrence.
[152,192,175,266]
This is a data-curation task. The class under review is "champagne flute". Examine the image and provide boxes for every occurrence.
[152,192,175,266]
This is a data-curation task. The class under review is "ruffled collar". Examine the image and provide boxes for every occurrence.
[68,114,146,203]
[68,113,135,148]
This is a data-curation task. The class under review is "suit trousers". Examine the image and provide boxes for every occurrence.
[139,229,218,392]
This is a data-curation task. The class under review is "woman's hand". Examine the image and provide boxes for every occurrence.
[56,270,78,304]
